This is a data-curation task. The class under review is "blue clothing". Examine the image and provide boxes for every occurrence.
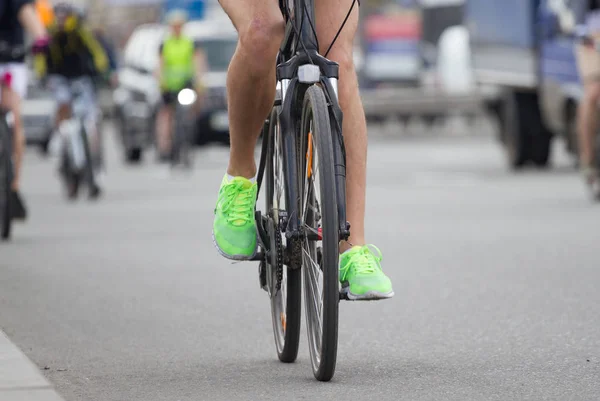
[95,33,118,72]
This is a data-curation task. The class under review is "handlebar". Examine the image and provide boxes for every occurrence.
[575,29,600,52]
[0,42,28,60]
[0,38,50,59]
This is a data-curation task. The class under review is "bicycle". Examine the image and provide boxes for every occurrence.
[56,77,101,200]
[248,0,358,382]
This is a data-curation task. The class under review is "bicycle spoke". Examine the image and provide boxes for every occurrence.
[303,245,322,315]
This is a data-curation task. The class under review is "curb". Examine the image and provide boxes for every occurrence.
[0,329,66,401]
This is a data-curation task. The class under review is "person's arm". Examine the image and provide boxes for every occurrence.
[193,46,208,81]
[105,40,118,72]
[556,0,587,34]
[155,43,165,81]
[16,1,47,40]
[79,28,109,75]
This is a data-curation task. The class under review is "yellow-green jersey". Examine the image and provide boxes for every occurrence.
[159,35,197,92]
[35,24,108,79]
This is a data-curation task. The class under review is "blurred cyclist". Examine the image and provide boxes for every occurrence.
[155,9,207,161]
[92,26,119,88]
[0,0,49,220]
[564,0,600,191]
[36,2,108,191]
[35,0,54,28]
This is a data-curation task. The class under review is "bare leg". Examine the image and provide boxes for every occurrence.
[0,87,25,191]
[219,0,284,179]
[156,105,173,156]
[315,0,365,251]
[577,81,600,168]
[11,98,25,191]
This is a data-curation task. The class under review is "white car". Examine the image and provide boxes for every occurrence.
[113,23,166,163]
[22,77,57,154]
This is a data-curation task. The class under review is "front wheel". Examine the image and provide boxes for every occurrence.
[299,85,339,382]
[172,106,194,169]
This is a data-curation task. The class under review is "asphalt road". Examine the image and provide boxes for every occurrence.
[1,122,599,401]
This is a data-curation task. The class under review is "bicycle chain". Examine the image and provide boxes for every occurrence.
[274,221,284,291]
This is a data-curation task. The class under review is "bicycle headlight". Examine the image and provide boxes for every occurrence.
[177,88,197,106]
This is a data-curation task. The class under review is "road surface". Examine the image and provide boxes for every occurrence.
[1,124,598,400]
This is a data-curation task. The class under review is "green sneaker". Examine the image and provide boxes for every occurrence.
[339,245,394,300]
[212,175,258,260]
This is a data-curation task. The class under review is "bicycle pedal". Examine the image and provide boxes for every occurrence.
[339,291,351,301]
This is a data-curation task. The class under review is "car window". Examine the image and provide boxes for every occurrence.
[123,29,146,68]
[195,38,237,72]
[142,29,166,72]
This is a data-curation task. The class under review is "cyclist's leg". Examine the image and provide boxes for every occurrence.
[316,0,392,298]
[575,43,600,182]
[156,93,175,159]
[79,76,102,170]
[212,0,284,259]
[0,63,29,220]
[4,63,28,193]
[219,0,284,178]
[49,75,73,132]
[48,75,73,161]
[315,0,365,250]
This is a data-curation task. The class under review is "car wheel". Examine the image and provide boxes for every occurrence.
[531,128,552,168]
[125,148,142,164]
[220,132,231,146]
[39,136,51,156]
[502,91,531,169]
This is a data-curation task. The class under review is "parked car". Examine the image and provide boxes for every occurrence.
[114,17,236,163]
[22,77,57,154]
[183,19,236,145]
[464,0,555,169]
[113,23,165,163]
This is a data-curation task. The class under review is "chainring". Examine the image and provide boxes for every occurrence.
[266,215,284,297]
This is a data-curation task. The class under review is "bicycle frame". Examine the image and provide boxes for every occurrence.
[256,0,350,255]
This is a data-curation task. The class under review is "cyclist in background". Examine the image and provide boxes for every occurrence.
[35,0,54,28]
[35,3,108,190]
[0,0,49,220]
[155,9,207,162]
[568,0,600,192]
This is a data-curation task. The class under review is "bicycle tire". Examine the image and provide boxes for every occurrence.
[299,85,339,381]
[180,116,194,169]
[265,107,302,363]
[80,120,99,197]
[170,108,183,166]
[0,115,12,240]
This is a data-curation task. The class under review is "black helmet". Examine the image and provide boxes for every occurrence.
[53,2,75,18]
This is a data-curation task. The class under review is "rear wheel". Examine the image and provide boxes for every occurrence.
[0,115,12,240]
[502,91,531,169]
[299,85,339,382]
[265,107,302,363]
[80,121,100,199]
